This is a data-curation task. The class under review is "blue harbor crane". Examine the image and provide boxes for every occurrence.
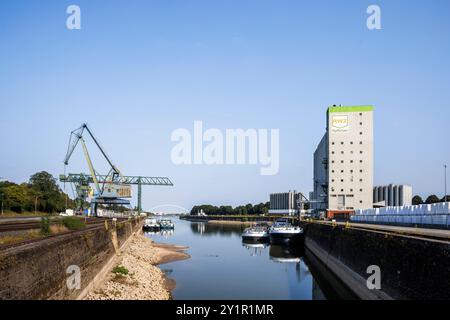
[60,123,173,216]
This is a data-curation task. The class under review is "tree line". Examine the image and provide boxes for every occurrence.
[412,194,449,205]
[190,202,270,216]
[190,195,449,216]
[0,171,74,214]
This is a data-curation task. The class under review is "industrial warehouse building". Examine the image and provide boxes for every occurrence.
[373,184,413,207]
[269,191,301,216]
[311,105,374,213]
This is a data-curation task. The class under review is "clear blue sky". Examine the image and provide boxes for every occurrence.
[1,0,449,212]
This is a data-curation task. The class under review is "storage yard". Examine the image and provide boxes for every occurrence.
[352,202,450,229]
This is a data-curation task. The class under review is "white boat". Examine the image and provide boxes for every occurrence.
[143,218,160,231]
[269,219,304,244]
[159,219,175,229]
[242,223,270,242]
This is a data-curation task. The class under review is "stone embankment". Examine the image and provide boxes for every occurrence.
[85,234,189,300]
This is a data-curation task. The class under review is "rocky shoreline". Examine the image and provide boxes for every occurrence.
[85,233,189,300]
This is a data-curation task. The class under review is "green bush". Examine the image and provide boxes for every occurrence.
[113,265,129,275]
[40,217,51,235]
[62,217,86,231]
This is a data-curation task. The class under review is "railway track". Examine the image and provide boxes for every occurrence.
[0,217,136,250]
[0,224,105,251]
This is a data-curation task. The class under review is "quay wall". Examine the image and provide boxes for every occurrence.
[0,218,143,300]
[301,222,450,300]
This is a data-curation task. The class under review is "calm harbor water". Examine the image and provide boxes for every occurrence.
[145,217,350,300]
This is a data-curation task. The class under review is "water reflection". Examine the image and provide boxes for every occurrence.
[189,222,246,236]
[268,244,311,286]
[196,222,206,235]
[241,238,310,284]
[145,218,351,300]
[144,229,174,238]
[242,241,268,257]
[269,245,304,264]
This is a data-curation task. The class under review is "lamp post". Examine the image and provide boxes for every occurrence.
[0,191,3,216]
[0,177,4,216]
[35,195,42,215]
[445,164,448,202]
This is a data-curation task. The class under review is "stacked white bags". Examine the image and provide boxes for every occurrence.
[350,202,450,227]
